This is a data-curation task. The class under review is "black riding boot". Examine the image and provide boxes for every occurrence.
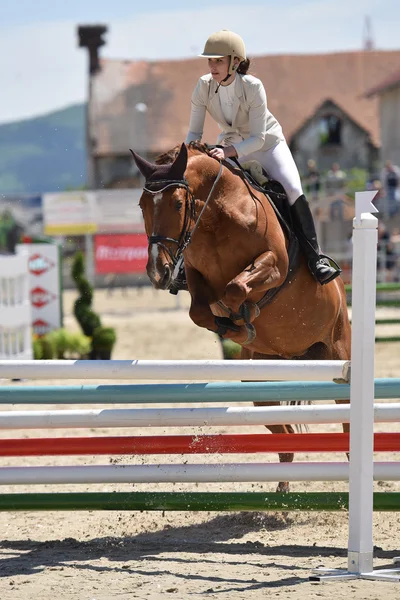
[290,195,341,285]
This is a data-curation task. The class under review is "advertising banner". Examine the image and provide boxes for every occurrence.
[43,191,97,235]
[95,234,148,274]
[17,243,62,336]
[42,190,145,236]
[95,189,144,233]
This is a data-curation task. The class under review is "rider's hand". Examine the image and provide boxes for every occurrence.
[209,145,238,160]
[209,147,226,160]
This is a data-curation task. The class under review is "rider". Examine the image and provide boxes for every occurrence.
[184,29,341,286]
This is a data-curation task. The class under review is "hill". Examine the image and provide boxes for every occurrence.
[0,104,86,194]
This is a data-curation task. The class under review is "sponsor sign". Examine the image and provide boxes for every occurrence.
[42,189,145,236]
[95,234,148,274]
[30,286,57,309]
[32,319,53,336]
[29,253,55,276]
[17,243,62,335]
[95,189,144,233]
[43,191,97,235]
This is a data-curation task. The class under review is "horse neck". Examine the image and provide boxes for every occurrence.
[188,154,280,232]
[187,154,245,209]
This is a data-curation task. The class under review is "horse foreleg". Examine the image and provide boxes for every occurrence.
[185,265,254,344]
[256,412,295,493]
[242,347,295,493]
[222,250,286,322]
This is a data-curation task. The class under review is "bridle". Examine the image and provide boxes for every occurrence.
[143,162,223,277]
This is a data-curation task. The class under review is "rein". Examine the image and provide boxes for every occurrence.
[143,162,224,276]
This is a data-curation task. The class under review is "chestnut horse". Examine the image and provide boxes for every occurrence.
[130,142,351,491]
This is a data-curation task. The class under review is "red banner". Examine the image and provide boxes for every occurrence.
[95,234,148,274]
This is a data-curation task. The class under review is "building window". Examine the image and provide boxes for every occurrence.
[319,115,342,145]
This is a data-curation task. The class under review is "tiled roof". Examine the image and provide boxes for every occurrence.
[89,49,400,157]
[365,69,400,97]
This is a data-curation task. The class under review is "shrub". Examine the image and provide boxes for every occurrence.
[33,338,43,360]
[220,338,242,360]
[71,251,117,359]
[33,328,92,360]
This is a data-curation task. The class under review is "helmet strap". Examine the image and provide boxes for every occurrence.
[215,56,236,94]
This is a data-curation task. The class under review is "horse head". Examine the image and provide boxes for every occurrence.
[130,143,193,290]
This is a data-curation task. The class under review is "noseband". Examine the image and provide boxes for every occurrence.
[143,162,223,271]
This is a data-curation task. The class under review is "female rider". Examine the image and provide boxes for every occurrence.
[185,29,340,285]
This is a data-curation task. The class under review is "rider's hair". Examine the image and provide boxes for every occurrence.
[236,57,250,75]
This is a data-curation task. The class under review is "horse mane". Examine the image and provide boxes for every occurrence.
[155,142,246,183]
[155,142,214,165]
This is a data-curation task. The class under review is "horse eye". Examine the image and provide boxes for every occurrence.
[176,200,183,211]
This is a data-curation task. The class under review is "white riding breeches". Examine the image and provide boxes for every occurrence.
[239,140,304,205]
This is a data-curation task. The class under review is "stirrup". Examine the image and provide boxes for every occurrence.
[311,254,342,286]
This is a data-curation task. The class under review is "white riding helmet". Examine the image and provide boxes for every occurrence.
[200,30,246,75]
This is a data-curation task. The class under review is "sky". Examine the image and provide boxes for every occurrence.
[1,0,399,124]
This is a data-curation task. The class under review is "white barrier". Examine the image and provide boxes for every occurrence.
[0,462,398,486]
[0,403,399,429]
[0,254,32,360]
[0,358,349,381]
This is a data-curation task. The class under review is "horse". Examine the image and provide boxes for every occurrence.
[130,141,352,492]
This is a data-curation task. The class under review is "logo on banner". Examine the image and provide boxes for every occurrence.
[32,319,52,336]
[29,253,55,276]
[94,234,148,274]
[31,286,57,308]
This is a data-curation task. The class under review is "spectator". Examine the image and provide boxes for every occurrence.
[377,222,398,280]
[303,159,321,202]
[381,160,400,217]
[325,162,347,196]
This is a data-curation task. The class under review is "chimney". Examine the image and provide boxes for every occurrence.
[77,25,108,75]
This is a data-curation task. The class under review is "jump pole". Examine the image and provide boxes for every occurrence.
[312,192,400,583]
[0,359,348,381]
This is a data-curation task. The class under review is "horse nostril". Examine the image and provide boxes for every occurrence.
[160,264,171,288]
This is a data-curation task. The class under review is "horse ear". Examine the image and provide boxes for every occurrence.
[129,149,157,181]
[169,143,188,179]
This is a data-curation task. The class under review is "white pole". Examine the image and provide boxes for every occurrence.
[0,359,349,381]
[348,191,379,574]
[0,403,397,430]
[0,462,398,486]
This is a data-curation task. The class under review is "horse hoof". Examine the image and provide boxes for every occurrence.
[229,324,256,346]
[240,301,261,323]
[241,324,256,345]
[276,482,290,493]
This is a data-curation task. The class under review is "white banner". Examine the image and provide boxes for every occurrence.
[17,243,61,336]
[95,189,144,233]
[42,189,145,236]
[43,192,97,236]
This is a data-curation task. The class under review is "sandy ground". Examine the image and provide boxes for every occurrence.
[0,287,399,599]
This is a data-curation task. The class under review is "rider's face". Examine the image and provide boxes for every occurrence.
[208,56,230,82]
